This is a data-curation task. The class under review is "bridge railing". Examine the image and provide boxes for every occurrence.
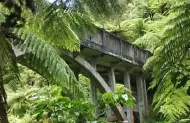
[82,28,150,66]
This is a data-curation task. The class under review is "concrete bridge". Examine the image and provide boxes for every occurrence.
[14,28,151,123]
[62,28,150,123]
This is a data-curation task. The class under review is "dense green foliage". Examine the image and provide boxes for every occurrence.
[101,84,134,107]
[7,65,133,123]
[6,66,94,122]
[135,1,190,122]
[1,0,190,122]
[8,86,96,123]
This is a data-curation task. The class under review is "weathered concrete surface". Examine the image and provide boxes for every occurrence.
[90,82,98,114]
[82,28,150,67]
[136,75,147,123]
[62,51,127,121]
[124,71,134,123]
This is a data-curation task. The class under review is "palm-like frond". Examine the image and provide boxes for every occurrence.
[12,28,83,98]
[8,114,33,123]
[148,3,190,88]
[23,1,95,51]
[6,86,39,113]
[82,0,125,19]
[153,78,190,122]
[133,11,176,52]
[134,32,161,52]
[146,2,190,122]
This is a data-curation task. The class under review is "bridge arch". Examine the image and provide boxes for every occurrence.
[15,50,127,121]
[61,51,127,121]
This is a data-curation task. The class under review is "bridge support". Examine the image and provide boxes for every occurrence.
[143,79,149,116]
[108,67,116,92]
[124,72,134,123]
[136,75,148,123]
[106,66,116,117]
[89,60,99,114]
[90,82,98,114]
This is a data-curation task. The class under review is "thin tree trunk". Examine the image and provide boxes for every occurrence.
[0,73,8,123]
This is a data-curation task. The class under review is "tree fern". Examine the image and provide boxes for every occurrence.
[142,2,190,122]
[16,0,96,52]
[147,3,190,89]
[134,32,161,52]
[0,1,25,122]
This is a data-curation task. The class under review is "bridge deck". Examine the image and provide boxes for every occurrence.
[82,28,150,67]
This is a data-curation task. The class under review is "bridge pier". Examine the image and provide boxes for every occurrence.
[143,79,149,116]
[106,66,116,117]
[90,82,98,114]
[108,67,116,92]
[136,75,148,123]
[89,60,99,115]
[124,71,134,123]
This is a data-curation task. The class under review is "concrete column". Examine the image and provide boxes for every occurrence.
[143,79,149,116]
[124,72,134,123]
[90,61,98,114]
[106,67,116,117]
[136,75,145,123]
[108,67,116,92]
[90,81,98,114]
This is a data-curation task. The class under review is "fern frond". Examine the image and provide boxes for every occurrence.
[149,3,190,87]
[153,79,190,122]
[99,18,146,43]
[134,32,161,52]
[6,86,39,112]
[148,3,190,122]
[12,28,84,98]
[23,1,95,52]
[8,114,34,123]
[82,0,124,19]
